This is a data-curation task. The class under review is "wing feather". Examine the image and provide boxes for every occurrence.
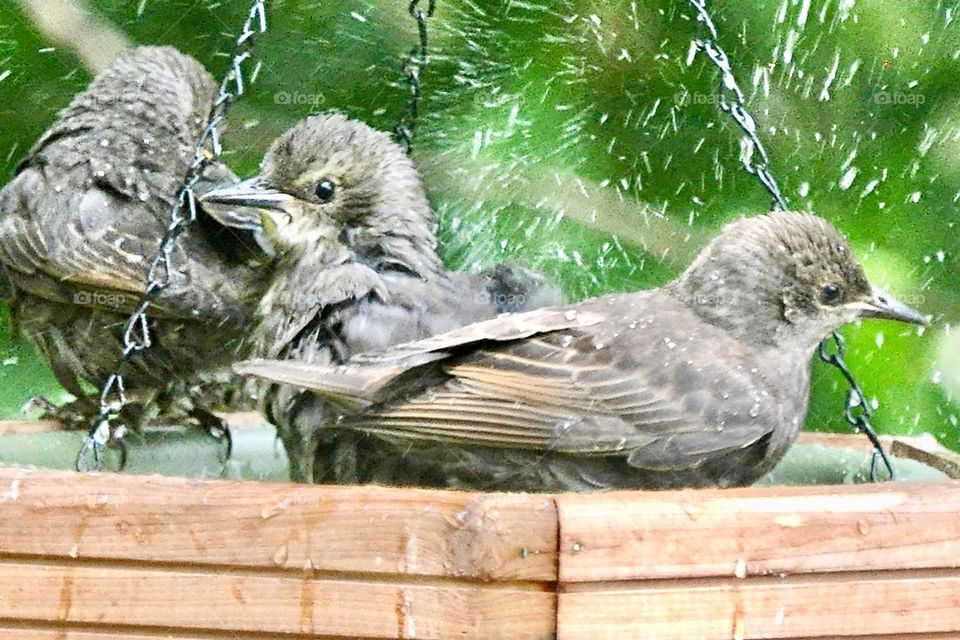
[348,306,605,364]
[343,321,775,466]
[239,291,780,469]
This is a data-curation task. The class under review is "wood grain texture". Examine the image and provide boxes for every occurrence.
[0,628,300,639]
[4,453,960,639]
[0,468,557,581]
[5,629,960,640]
[556,481,960,581]
[557,572,960,640]
[0,561,555,639]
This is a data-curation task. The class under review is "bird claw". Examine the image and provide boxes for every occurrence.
[210,423,233,464]
[188,407,233,463]
[24,395,58,415]
[27,395,98,431]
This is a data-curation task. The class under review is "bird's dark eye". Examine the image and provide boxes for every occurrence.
[820,282,843,305]
[314,179,335,203]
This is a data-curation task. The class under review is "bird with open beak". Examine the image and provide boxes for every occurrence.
[0,46,262,440]
[201,113,559,482]
[236,211,927,491]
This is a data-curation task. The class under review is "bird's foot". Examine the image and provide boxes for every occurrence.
[187,406,233,463]
[26,395,97,431]
[24,395,145,472]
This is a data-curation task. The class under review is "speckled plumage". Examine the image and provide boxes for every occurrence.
[202,114,561,481]
[237,212,926,491]
[0,46,262,424]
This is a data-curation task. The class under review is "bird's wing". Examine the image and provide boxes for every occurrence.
[235,305,605,400]
[353,332,775,470]
[347,305,605,363]
[0,167,150,293]
[239,308,776,470]
[0,46,255,322]
[339,268,573,356]
[0,162,248,321]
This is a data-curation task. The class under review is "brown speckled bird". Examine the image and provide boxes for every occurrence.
[0,46,262,431]
[236,212,927,491]
[201,113,560,481]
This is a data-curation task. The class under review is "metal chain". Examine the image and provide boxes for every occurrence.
[687,0,788,213]
[818,333,894,480]
[76,0,269,472]
[394,0,436,154]
[686,0,894,481]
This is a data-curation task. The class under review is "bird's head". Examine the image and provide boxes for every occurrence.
[200,113,442,276]
[672,211,926,350]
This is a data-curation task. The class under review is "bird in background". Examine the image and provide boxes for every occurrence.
[201,113,561,482]
[236,211,928,491]
[0,46,263,440]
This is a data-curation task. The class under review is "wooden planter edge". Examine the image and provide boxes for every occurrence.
[0,457,959,639]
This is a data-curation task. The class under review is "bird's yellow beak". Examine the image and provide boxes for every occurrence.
[848,288,928,325]
[199,177,296,232]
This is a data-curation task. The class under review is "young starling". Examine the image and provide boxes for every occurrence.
[200,113,560,481]
[236,212,928,491]
[0,47,262,431]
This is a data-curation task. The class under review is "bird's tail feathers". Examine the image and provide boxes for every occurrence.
[234,358,428,410]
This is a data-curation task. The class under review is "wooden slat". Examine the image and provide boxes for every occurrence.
[556,481,960,582]
[558,572,960,640]
[0,468,557,581]
[783,635,960,640]
[0,561,554,639]
[12,633,959,640]
[5,457,960,639]
[0,629,297,639]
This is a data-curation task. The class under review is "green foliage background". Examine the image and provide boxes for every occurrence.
[0,0,957,448]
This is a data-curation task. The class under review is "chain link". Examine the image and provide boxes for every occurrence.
[394,0,436,154]
[687,0,788,212]
[76,0,269,472]
[818,334,895,480]
[686,0,894,481]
